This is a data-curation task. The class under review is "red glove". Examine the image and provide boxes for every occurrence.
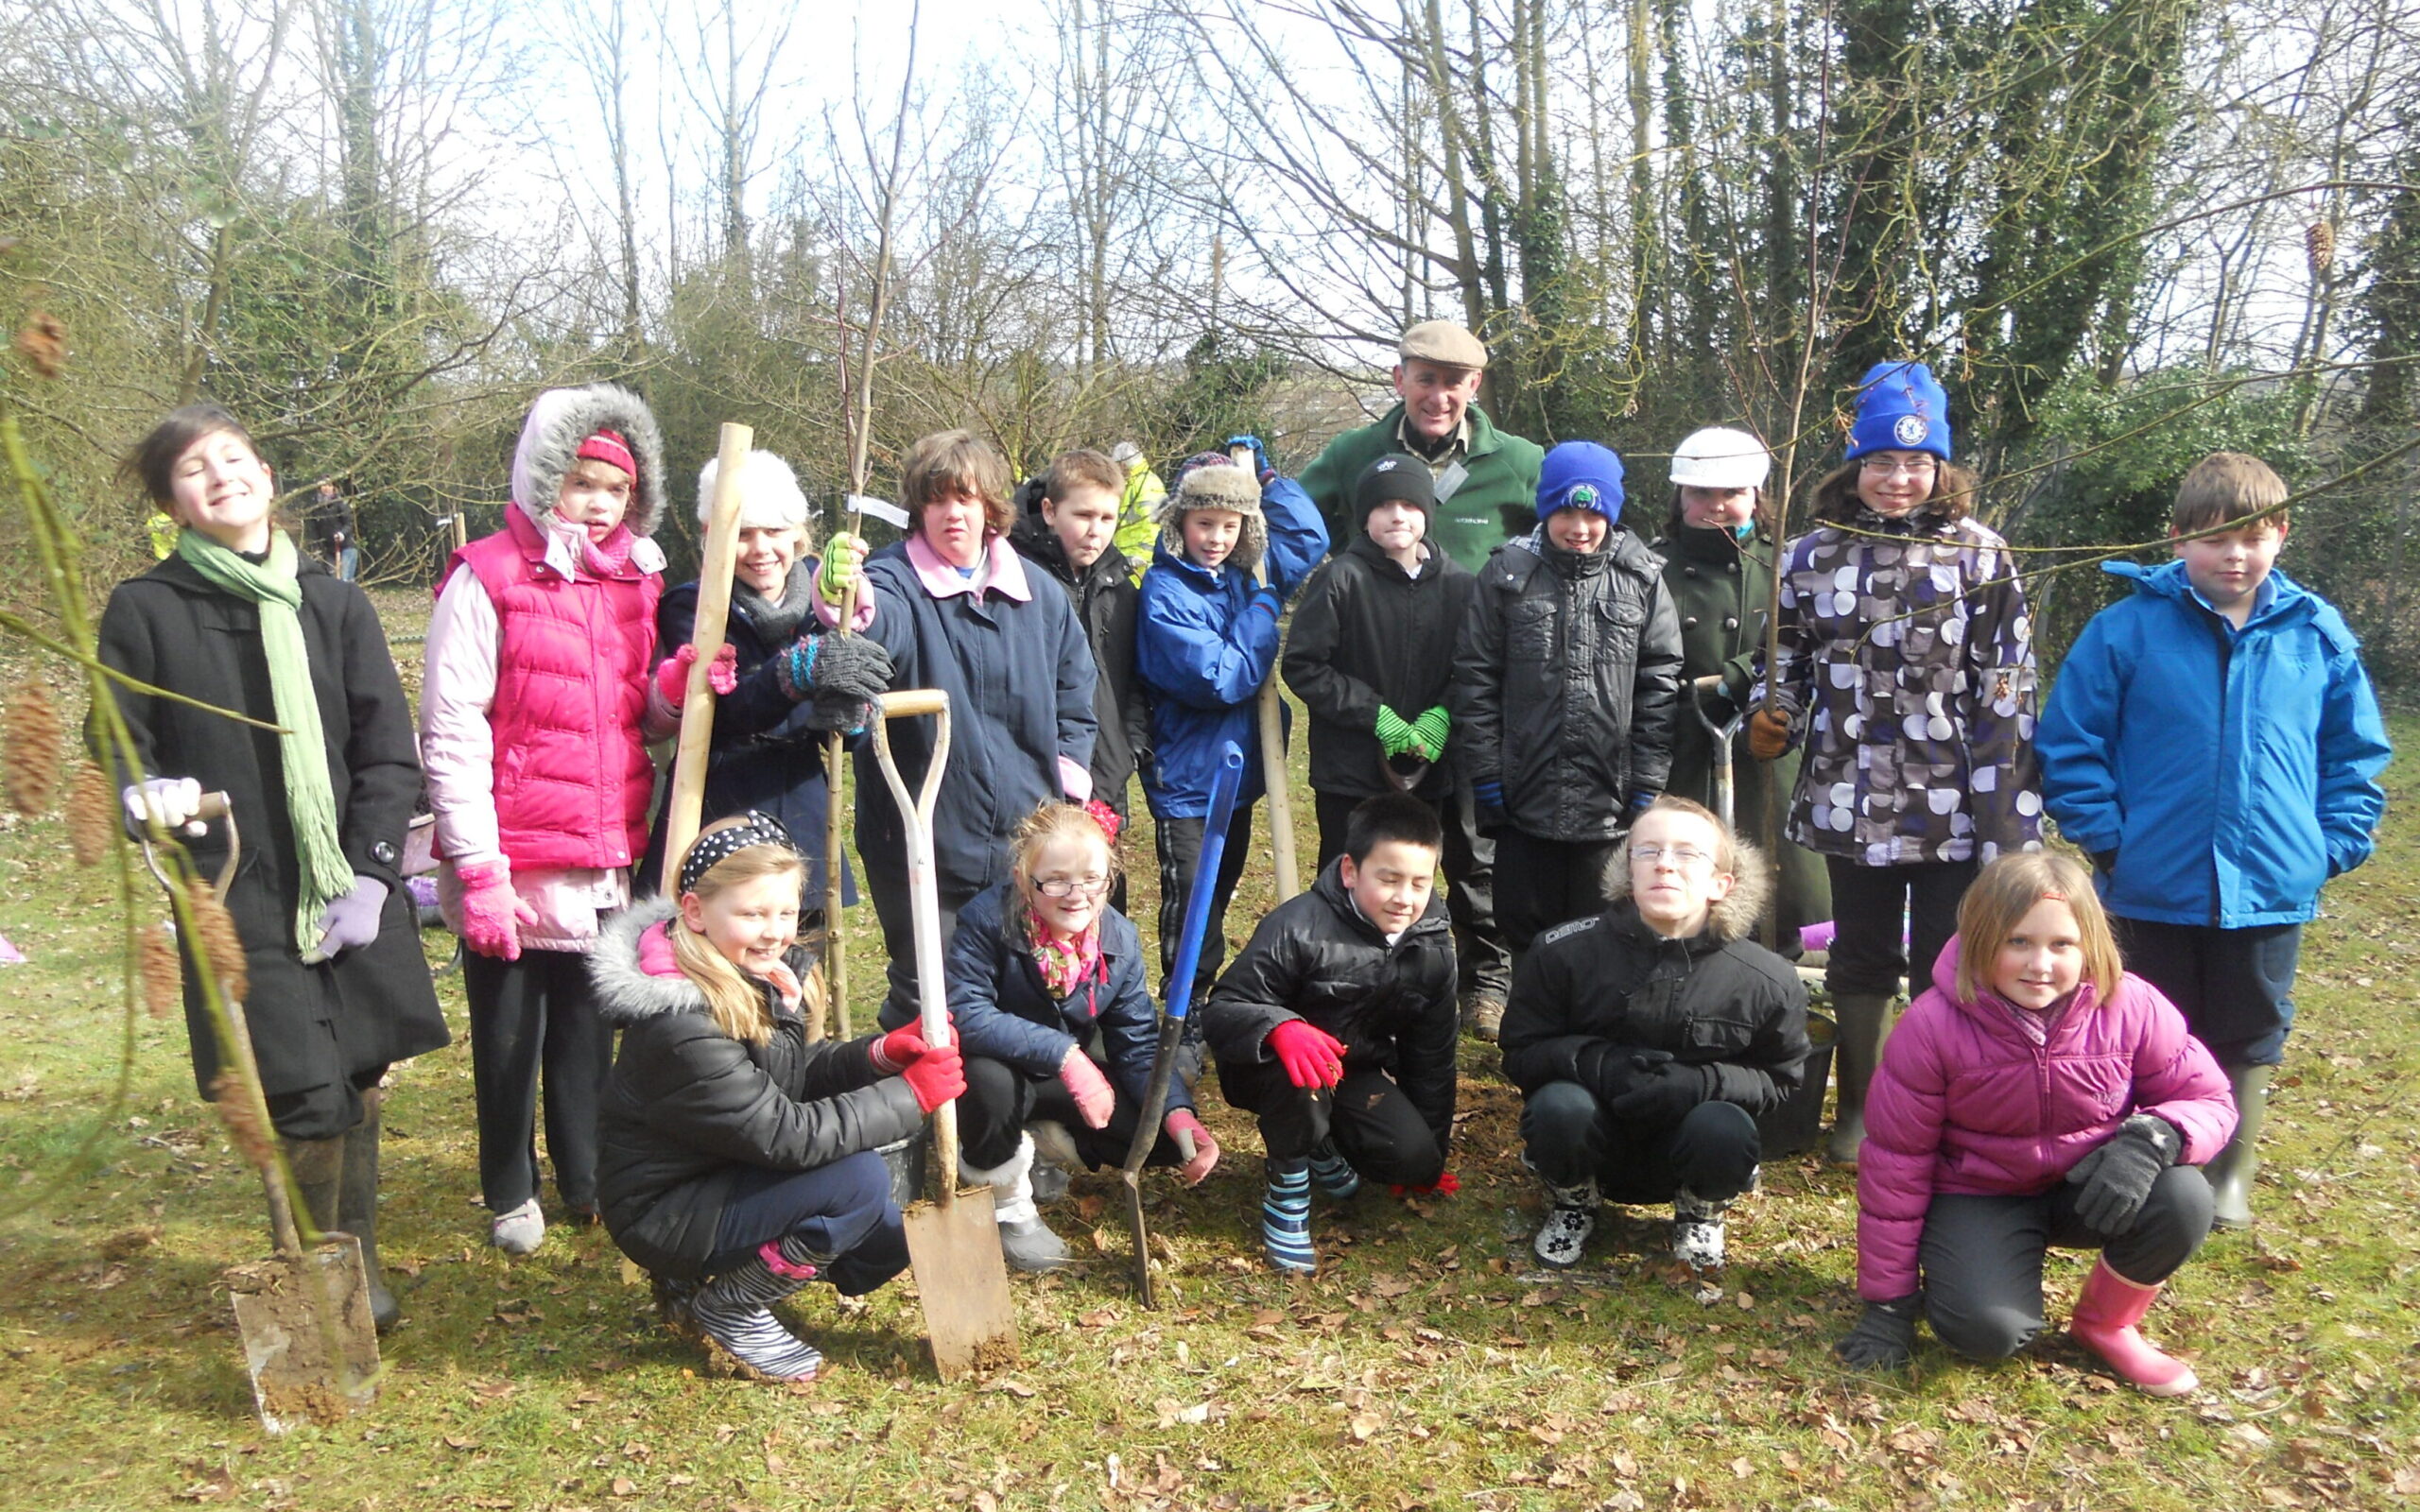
[655,643,739,711]
[1059,1046,1116,1129]
[872,1021,942,1072]
[1165,1108,1219,1186]
[1390,1170,1461,1199]
[873,1022,964,1115]
[1268,1020,1346,1089]
[456,861,539,961]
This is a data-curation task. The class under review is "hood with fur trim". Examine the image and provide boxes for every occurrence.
[1600,833,1772,944]
[1155,461,1269,575]
[510,383,668,539]
[587,898,708,1025]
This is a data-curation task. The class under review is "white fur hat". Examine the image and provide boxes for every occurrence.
[697,449,813,533]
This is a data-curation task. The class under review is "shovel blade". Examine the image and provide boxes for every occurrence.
[902,1185,1018,1381]
[225,1234,381,1433]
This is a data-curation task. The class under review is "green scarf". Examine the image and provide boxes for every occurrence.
[174,529,355,954]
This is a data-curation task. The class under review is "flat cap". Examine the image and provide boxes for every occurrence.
[1398,319,1488,371]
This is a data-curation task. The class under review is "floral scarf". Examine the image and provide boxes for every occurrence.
[1027,906,1102,998]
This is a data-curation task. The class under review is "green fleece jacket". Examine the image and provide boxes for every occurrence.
[1298,403,1545,575]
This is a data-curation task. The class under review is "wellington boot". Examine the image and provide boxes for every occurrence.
[2206,1062,2272,1230]
[339,1089,400,1331]
[281,1132,346,1237]
[2067,1258,2198,1396]
[1824,992,1895,1166]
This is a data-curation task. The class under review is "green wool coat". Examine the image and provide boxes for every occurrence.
[1299,404,1545,575]
[1654,522,1830,952]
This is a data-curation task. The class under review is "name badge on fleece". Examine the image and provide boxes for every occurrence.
[1433,461,1470,501]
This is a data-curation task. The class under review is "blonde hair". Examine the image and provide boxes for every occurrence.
[1619,794,1740,877]
[671,822,818,1046]
[1952,852,2122,1007]
[1008,802,1120,901]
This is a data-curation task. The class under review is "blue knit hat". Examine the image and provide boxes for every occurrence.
[1536,440,1626,522]
[1844,361,1952,461]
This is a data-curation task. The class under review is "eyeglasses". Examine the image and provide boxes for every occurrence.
[1858,456,1939,479]
[1034,873,1113,899]
[1631,844,1715,868]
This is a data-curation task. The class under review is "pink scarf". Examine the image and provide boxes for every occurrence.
[1027,906,1102,998]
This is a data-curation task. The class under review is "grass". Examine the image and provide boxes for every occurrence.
[0,595,2414,1510]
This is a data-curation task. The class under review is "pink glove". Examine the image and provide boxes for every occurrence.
[1269,1020,1347,1089]
[1060,1046,1116,1129]
[1165,1108,1219,1186]
[655,643,739,711]
[456,861,538,961]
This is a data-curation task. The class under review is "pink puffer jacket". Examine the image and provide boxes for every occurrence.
[1855,939,2236,1300]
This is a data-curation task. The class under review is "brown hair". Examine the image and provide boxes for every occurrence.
[121,404,263,512]
[2171,452,2289,535]
[901,429,1015,539]
[1807,456,1980,526]
[1951,851,2122,1007]
[1663,486,1767,538]
[671,820,817,1046]
[1008,801,1121,901]
[1044,448,1125,506]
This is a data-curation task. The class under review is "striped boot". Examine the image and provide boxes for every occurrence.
[1261,1158,1316,1274]
[690,1236,831,1382]
[1307,1140,1361,1200]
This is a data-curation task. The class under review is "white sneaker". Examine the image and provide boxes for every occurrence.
[491,1197,545,1256]
[1671,1187,1728,1271]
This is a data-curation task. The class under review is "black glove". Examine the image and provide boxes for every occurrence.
[1835,1295,1920,1369]
[2065,1113,2182,1233]
[795,633,894,732]
[2089,849,2118,876]
[1603,1055,1717,1125]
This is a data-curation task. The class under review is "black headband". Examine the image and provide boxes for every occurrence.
[676,811,801,898]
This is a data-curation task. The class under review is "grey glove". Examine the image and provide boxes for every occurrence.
[792,633,894,733]
[311,874,389,960]
[1835,1295,1920,1369]
[2065,1113,2182,1233]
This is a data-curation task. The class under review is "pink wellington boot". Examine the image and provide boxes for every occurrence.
[2067,1257,2198,1397]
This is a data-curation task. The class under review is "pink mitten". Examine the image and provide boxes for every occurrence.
[1059,1046,1116,1129]
[654,643,739,711]
[456,861,539,961]
[1166,1108,1219,1185]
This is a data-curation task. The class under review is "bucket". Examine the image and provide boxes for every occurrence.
[1756,1008,1835,1157]
[878,1133,928,1210]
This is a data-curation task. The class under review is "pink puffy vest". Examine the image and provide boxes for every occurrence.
[448,508,661,870]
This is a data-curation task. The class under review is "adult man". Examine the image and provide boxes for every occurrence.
[305,477,359,581]
[1298,321,1546,576]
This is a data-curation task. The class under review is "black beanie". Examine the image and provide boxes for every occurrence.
[1355,453,1436,521]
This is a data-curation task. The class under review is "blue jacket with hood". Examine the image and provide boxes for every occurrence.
[2038,559,2391,928]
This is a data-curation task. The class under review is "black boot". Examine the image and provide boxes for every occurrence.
[339,1088,400,1332]
[282,1132,346,1238]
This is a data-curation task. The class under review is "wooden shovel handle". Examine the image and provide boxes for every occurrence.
[662,422,754,878]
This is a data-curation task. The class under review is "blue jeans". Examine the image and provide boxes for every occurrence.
[705,1150,907,1296]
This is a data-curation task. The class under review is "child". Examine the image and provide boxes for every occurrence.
[1747,362,2042,1165]
[817,429,1100,1028]
[2038,453,2391,1228]
[641,450,892,902]
[1203,793,1458,1274]
[1651,427,1829,954]
[943,802,1219,1270]
[1283,453,1510,1035]
[1451,439,1685,984]
[1836,852,2237,1395]
[590,816,964,1382]
[1136,442,1330,1001]
[101,404,450,1329]
[1008,448,1152,872]
[422,383,673,1255]
[1498,798,1809,1272]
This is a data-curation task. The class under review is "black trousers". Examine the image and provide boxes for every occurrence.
[958,1054,1191,1172]
[1155,800,1256,999]
[704,1150,908,1296]
[462,947,615,1213]
[1494,830,1627,954]
[862,851,968,1032]
[2114,918,2302,1066]
[1517,1081,1762,1202]
[1823,856,1979,999]
[1313,786,1509,996]
[1916,1165,2214,1361]
[1215,1055,1444,1186]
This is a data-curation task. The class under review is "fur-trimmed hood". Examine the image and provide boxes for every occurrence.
[586,898,707,1025]
[1154,461,1269,575]
[1600,833,1772,944]
[510,383,668,539]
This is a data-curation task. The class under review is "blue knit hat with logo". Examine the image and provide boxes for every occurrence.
[1843,361,1952,461]
[1535,440,1626,522]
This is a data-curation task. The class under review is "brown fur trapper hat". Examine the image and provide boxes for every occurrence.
[1156,455,1268,573]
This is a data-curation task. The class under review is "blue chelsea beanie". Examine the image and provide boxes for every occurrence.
[1536,440,1626,522]
[1844,361,1952,461]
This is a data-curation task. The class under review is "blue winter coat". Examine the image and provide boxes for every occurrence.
[2038,560,2391,928]
[855,541,1098,903]
[1136,476,1329,818]
[942,881,1190,1114]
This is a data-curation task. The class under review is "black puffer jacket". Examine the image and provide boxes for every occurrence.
[590,901,925,1279]
[1497,853,1808,1115]
[1281,534,1476,802]
[1201,858,1459,1151]
[1010,512,1149,812]
[1451,525,1684,841]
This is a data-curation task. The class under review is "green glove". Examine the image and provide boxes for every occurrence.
[1374,705,1416,758]
[817,532,868,603]
[1409,705,1449,759]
